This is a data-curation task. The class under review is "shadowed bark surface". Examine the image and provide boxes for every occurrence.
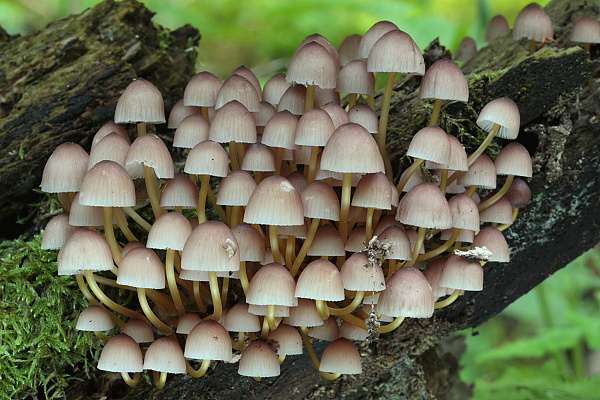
[1,0,598,399]
[0,0,199,237]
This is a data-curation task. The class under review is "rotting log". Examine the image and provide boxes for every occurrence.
[1,0,599,398]
[0,0,199,236]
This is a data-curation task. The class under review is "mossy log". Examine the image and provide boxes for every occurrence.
[0,0,598,399]
[0,0,199,235]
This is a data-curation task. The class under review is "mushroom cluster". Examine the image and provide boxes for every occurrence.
[39,4,595,388]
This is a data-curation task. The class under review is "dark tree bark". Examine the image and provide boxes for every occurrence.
[0,0,199,237]
[1,0,598,399]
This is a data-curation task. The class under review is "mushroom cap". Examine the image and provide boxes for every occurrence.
[267,324,303,355]
[246,262,297,306]
[243,175,304,226]
[376,266,434,318]
[184,140,229,177]
[320,338,362,374]
[181,221,240,271]
[79,160,136,207]
[76,305,114,332]
[261,110,299,150]
[396,183,452,229]
[367,29,425,75]
[97,333,143,373]
[570,16,600,44]
[338,33,363,65]
[359,20,399,59]
[40,143,89,193]
[160,173,199,210]
[125,134,174,179]
[238,340,280,377]
[419,59,468,102]
[143,337,187,374]
[477,97,520,139]
[215,74,260,112]
[41,213,76,250]
[321,123,384,174]
[114,78,165,124]
[173,114,210,149]
[57,228,113,275]
[88,133,130,170]
[287,41,338,89]
[167,99,202,129]
[295,259,345,301]
[494,142,533,177]
[485,14,510,42]
[146,212,192,251]
[183,71,222,107]
[512,3,554,42]
[217,170,257,207]
[337,59,375,96]
[340,252,386,292]
[185,320,232,361]
[263,73,291,106]
[116,247,166,289]
[209,100,257,144]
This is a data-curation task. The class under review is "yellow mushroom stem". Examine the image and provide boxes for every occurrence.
[137,287,176,340]
[230,205,241,227]
[269,225,282,264]
[378,72,397,179]
[84,270,147,322]
[165,248,185,317]
[406,226,427,267]
[290,217,320,277]
[365,207,375,243]
[93,275,177,315]
[221,277,229,306]
[315,299,330,320]
[103,207,121,267]
[379,316,405,334]
[75,274,125,328]
[434,288,461,309]
[113,209,137,242]
[192,281,208,313]
[305,84,316,112]
[121,371,141,387]
[186,359,211,378]
[417,228,460,261]
[285,235,295,270]
[278,354,286,364]
[229,141,239,171]
[428,98,444,126]
[339,172,353,243]
[239,261,250,294]
[266,304,278,330]
[260,316,270,339]
[232,332,245,351]
[143,165,164,220]
[300,327,341,380]
[348,93,358,108]
[136,121,146,137]
[197,174,210,224]
[439,168,449,195]
[396,158,425,193]
[307,145,319,185]
[152,371,167,389]
[205,271,223,321]
[328,291,364,316]
[499,208,519,231]
[122,207,153,232]
[204,181,228,222]
[275,147,285,175]
[478,175,515,211]
[529,39,537,55]
[94,331,111,341]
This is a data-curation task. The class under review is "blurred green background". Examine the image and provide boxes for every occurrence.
[0,0,550,77]
[2,1,599,399]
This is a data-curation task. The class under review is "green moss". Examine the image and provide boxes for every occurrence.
[0,234,100,399]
